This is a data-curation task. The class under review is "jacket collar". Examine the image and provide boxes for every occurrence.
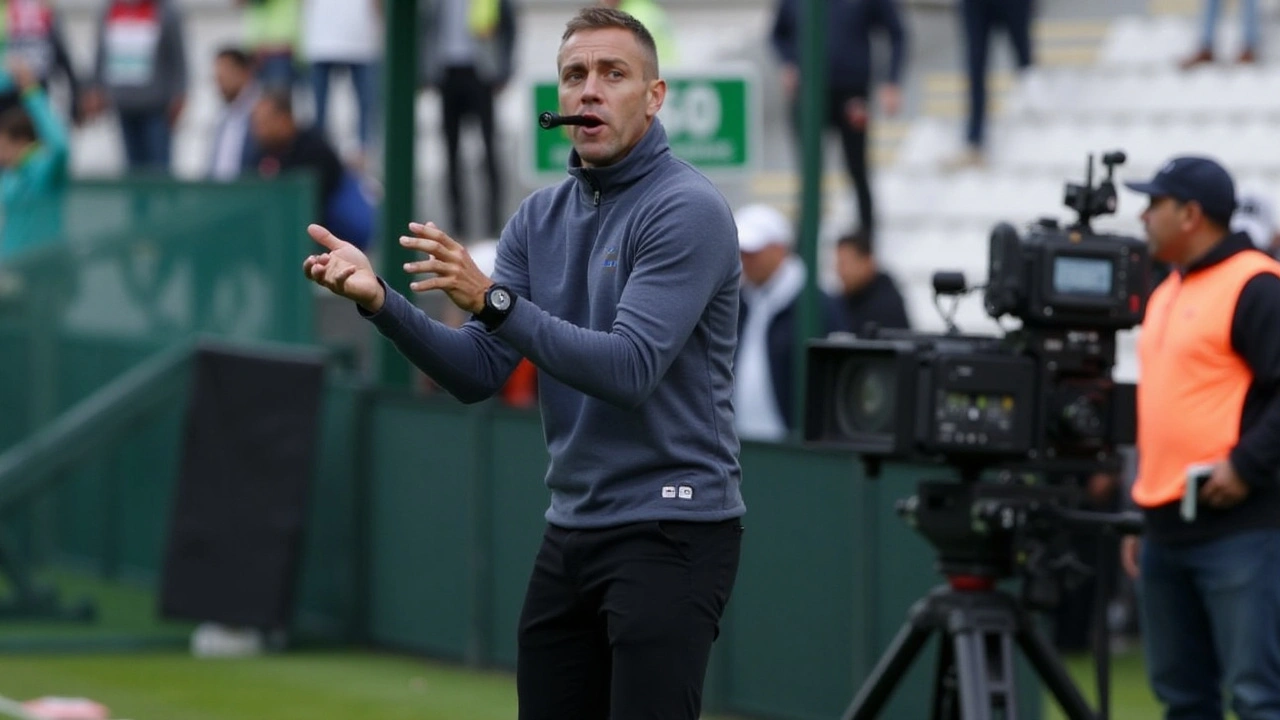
[566,118,670,201]
[1182,231,1258,277]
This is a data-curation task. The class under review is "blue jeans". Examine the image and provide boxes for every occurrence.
[118,110,171,173]
[1200,0,1260,51]
[310,61,379,151]
[1139,530,1280,720]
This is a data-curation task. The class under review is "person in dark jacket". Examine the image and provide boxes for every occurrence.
[829,228,910,336]
[1121,156,1280,720]
[250,87,342,212]
[769,0,906,241]
[733,203,838,441]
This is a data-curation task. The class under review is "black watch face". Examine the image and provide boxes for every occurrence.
[490,287,512,312]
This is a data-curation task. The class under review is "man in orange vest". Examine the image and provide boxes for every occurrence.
[1122,156,1280,720]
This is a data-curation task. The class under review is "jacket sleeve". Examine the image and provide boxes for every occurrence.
[496,0,517,86]
[1228,272,1280,490]
[769,0,798,66]
[493,186,740,410]
[358,213,531,404]
[871,0,908,85]
[49,14,81,110]
[360,284,524,403]
[164,6,189,100]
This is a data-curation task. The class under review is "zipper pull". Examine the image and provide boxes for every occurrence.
[593,189,601,206]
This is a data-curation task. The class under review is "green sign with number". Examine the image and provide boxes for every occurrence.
[531,74,754,176]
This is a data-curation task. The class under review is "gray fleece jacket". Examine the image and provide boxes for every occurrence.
[92,0,187,114]
[364,119,745,529]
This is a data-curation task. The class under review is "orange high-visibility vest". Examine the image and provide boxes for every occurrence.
[1133,250,1280,507]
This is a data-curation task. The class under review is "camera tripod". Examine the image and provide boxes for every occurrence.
[841,480,1142,720]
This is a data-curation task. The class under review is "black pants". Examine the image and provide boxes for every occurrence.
[961,0,1035,148]
[440,64,502,239]
[516,518,744,720]
[790,87,875,240]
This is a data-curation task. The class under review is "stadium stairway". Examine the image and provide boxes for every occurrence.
[847,6,1280,383]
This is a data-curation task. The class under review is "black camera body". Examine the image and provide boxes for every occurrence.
[985,220,1148,330]
[805,152,1148,478]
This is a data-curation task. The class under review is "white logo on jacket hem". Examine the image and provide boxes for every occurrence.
[661,486,695,499]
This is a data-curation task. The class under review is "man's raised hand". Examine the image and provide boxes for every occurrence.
[400,221,492,314]
[303,223,385,311]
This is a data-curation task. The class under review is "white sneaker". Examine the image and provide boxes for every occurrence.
[1013,68,1052,119]
[939,146,986,173]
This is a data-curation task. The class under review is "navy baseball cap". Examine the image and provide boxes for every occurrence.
[1124,156,1237,226]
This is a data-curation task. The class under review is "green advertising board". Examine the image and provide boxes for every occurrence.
[530,72,756,178]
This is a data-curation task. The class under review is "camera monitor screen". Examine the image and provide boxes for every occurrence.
[1052,255,1113,297]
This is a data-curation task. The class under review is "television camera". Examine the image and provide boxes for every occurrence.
[805,152,1149,720]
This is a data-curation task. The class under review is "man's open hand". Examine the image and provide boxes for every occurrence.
[400,222,492,313]
[303,223,385,311]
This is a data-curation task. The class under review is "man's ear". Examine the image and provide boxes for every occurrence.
[646,79,666,120]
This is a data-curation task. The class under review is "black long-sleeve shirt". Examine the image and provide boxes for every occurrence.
[770,0,907,94]
[1145,232,1280,543]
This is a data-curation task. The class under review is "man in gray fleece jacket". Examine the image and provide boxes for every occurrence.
[304,7,744,720]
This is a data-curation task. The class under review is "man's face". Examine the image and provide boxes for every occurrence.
[740,244,787,287]
[835,244,874,293]
[215,56,249,103]
[1141,195,1192,264]
[250,101,292,150]
[557,27,664,168]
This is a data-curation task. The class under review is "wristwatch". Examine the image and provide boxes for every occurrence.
[477,284,516,330]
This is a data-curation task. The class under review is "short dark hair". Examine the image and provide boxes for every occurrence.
[0,106,35,143]
[561,6,660,79]
[836,229,873,257]
[216,46,252,70]
[259,87,293,118]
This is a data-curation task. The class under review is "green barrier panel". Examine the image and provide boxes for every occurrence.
[366,395,477,658]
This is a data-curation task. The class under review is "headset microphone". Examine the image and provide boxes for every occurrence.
[539,112,602,129]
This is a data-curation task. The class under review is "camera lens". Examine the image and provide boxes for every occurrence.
[835,358,896,438]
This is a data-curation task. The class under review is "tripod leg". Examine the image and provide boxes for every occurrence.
[842,620,935,720]
[951,626,1020,720]
[1014,611,1096,720]
[932,631,961,720]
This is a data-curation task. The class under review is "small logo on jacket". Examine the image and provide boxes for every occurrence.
[662,486,694,499]
[602,247,618,270]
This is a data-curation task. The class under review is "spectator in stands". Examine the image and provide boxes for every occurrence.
[302,0,382,170]
[303,9,744,718]
[81,0,188,174]
[0,0,82,123]
[208,47,261,182]
[943,0,1039,171]
[0,60,68,260]
[1233,189,1278,258]
[252,88,374,249]
[419,0,517,241]
[769,0,905,242]
[828,228,910,336]
[1121,156,1280,720]
[236,0,302,90]
[733,203,838,442]
[1181,0,1259,68]
[598,0,676,68]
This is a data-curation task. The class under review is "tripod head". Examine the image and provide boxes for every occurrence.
[897,477,1142,606]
